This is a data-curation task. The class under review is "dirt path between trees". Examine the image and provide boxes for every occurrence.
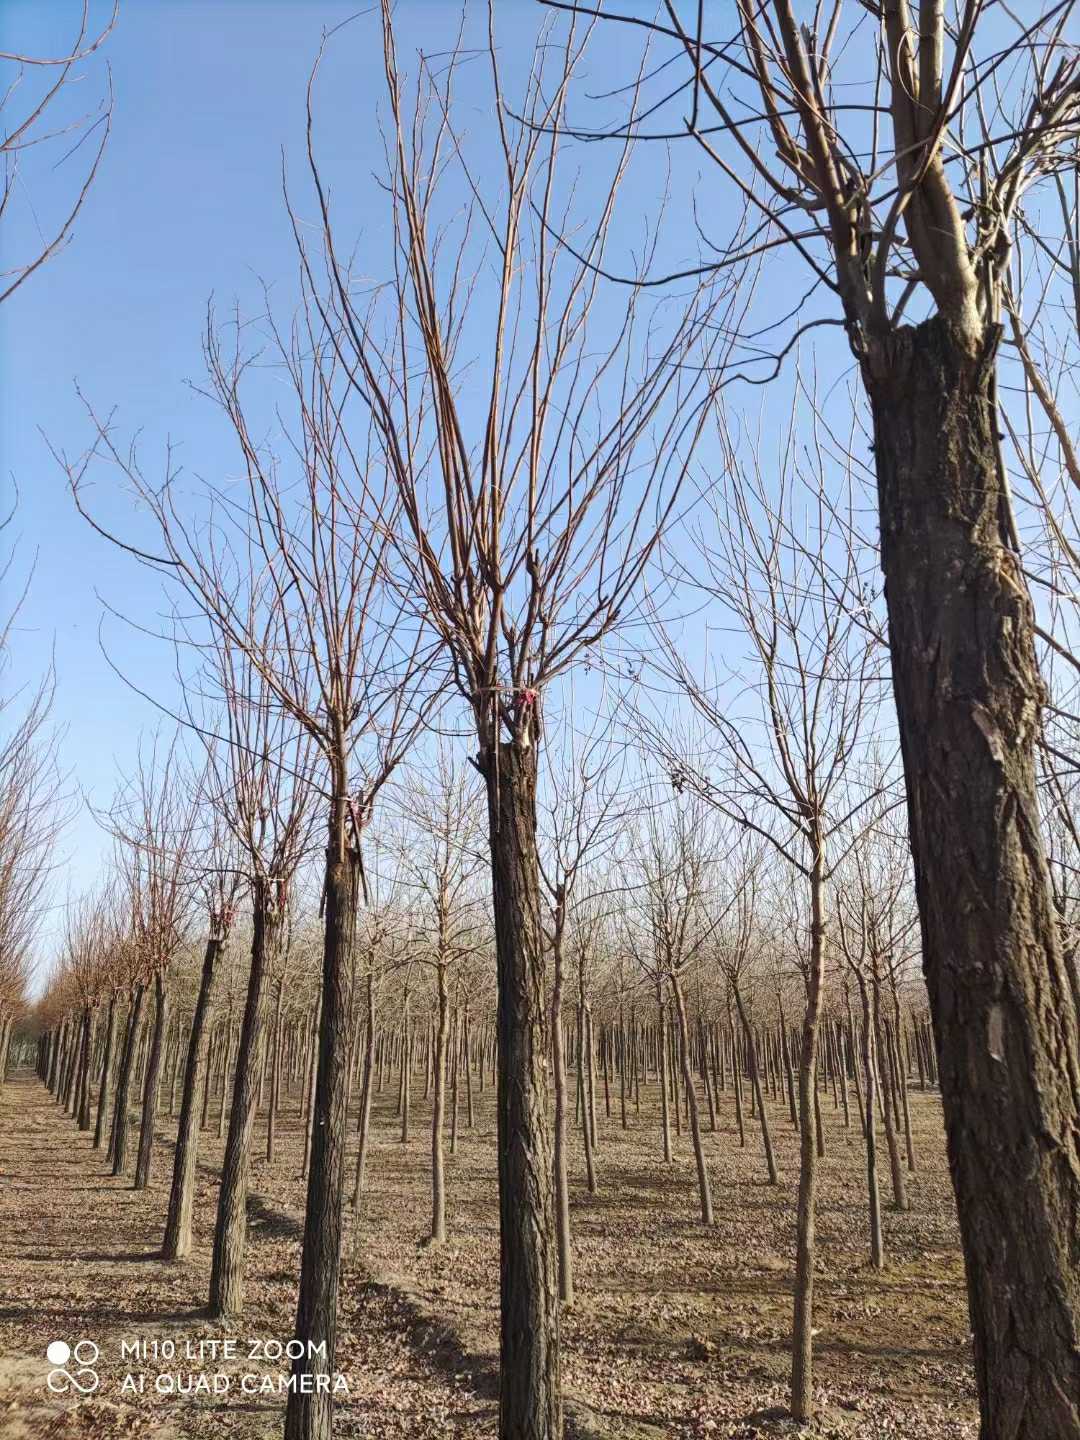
[0,1063,980,1438]
[0,1071,493,1439]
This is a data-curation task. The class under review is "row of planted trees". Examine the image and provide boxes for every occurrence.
[2,2,1080,1438]
[28,772,939,1289]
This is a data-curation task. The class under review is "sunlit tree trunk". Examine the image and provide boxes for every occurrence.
[210,883,277,1317]
[164,928,224,1259]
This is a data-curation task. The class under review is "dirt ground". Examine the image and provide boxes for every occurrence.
[0,1060,978,1438]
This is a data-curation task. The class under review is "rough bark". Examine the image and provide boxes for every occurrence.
[857,976,885,1270]
[482,739,561,1440]
[267,977,284,1164]
[865,314,1080,1439]
[163,929,223,1259]
[551,908,573,1305]
[430,962,449,1243]
[285,784,358,1440]
[134,971,169,1191]
[351,978,374,1211]
[210,884,277,1317]
[735,987,779,1186]
[75,1007,93,1131]
[670,972,714,1225]
[791,851,826,1422]
[110,984,145,1175]
[93,993,118,1150]
[657,992,673,1162]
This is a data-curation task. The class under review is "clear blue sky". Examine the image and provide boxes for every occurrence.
[0,0,859,968]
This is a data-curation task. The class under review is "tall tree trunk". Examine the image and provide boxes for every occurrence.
[75,1007,93,1131]
[217,1019,233,1139]
[481,739,561,1440]
[463,1003,474,1129]
[430,961,449,1244]
[351,979,373,1211]
[163,927,223,1260]
[670,972,713,1225]
[866,314,1080,1438]
[872,969,908,1212]
[110,984,145,1175]
[210,882,277,1317]
[791,848,826,1423]
[657,991,672,1162]
[302,990,323,1182]
[577,982,597,1195]
[890,987,916,1172]
[399,991,411,1145]
[857,976,884,1271]
[285,779,359,1440]
[735,988,778,1185]
[93,993,118,1150]
[47,1019,62,1094]
[550,914,573,1305]
[728,1004,746,1147]
[134,971,169,1191]
[267,977,284,1164]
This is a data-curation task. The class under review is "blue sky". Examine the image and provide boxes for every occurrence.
[0,0,885,968]
[0,3,640,943]
[1,1,370,945]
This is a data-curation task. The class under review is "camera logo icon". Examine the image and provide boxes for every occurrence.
[46,1340,100,1394]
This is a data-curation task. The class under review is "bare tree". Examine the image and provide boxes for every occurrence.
[0,669,65,1080]
[545,6,1080,1427]
[639,436,883,1420]
[623,797,729,1227]
[284,8,738,1429]
[714,851,779,1188]
[539,702,626,1303]
[162,800,242,1260]
[0,1,114,306]
[105,736,198,1192]
[199,615,318,1317]
[64,294,423,1438]
[390,751,485,1245]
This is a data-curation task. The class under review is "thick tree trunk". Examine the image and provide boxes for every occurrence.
[866,314,1080,1439]
[481,739,561,1440]
[210,884,277,1317]
[285,783,358,1440]
[134,971,169,1191]
[163,928,223,1260]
